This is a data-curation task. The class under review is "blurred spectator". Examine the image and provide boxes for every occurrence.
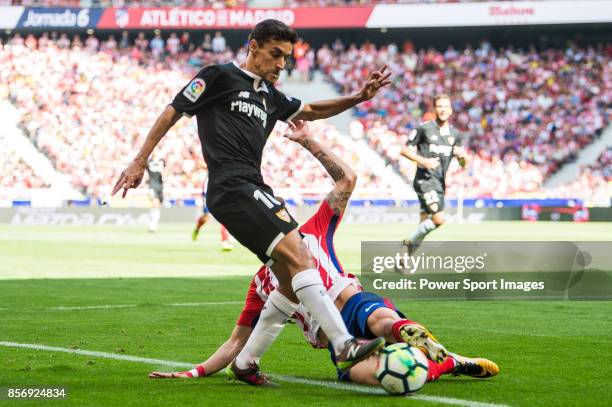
[201,33,213,53]
[166,32,181,56]
[212,31,226,54]
[150,33,165,59]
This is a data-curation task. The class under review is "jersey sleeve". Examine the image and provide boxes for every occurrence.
[406,126,424,146]
[271,88,304,123]
[299,199,343,238]
[170,65,221,117]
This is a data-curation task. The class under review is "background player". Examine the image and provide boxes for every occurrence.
[400,94,468,255]
[149,121,498,384]
[112,19,391,383]
[146,156,165,233]
[192,190,234,251]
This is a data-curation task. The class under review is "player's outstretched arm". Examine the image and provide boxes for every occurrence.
[149,325,252,379]
[285,121,356,215]
[111,105,182,198]
[294,65,391,121]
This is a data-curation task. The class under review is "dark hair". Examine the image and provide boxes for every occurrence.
[433,94,452,107]
[249,19,298,46]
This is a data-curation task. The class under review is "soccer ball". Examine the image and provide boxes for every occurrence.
[376,343,429,395]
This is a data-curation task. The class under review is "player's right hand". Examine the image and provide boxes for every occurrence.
[111,160,146,198]
[420,157,440,170]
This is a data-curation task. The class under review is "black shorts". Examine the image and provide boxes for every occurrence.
[414,177,445,214]
[207,181,298,264]
[149,184,163,202]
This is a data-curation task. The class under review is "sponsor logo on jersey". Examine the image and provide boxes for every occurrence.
[275,208,291,223]
[230,100,268,127]
[430,144,453,156]
[183,78,206,102]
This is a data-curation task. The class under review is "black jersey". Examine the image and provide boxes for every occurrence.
[170,62,303,186]
[406,121,463,185]
[146,158,165,187]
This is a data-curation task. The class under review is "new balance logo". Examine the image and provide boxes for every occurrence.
[346,345,361,359]
[238,91,250,99]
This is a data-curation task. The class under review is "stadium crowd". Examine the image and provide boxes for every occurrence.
[319,40,611,196]
[0,145,48,189]
[0,33,392,200]
[1,32,610,202]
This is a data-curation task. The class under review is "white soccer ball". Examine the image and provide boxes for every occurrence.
[375,343,429,395]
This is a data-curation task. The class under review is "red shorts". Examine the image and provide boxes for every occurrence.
[236,279,265,327]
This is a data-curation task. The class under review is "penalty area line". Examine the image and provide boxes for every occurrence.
[0,341,510,407]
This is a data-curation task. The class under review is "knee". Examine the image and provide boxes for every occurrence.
[433,213,445,226]
[283,240,315,271]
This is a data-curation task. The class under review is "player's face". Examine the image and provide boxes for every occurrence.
[249,39,292,84]
[434,98,453,123]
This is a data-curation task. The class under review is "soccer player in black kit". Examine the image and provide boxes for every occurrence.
[400,94,468,255]
[112,19,391,385]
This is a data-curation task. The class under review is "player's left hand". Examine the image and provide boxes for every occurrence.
[454,147,469,168]
[284,120,310,144]
[358,65,392,101]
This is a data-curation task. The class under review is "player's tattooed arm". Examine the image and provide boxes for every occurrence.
[285,121,356,214]
[325,189,352,215]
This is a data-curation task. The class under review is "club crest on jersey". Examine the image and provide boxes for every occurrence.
[275,209,291,223]
[448,136,455,145]
[183,78,206,102]
[430,203,439,212]
[431,135,438,141]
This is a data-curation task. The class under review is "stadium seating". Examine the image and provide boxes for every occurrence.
[1,33,609,201]
[1,35,394,200]
[318,41,611,196]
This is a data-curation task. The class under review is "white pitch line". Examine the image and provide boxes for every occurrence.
[166,301,243,307]
[48,301,242,311]
[51,304,137,311]
[0,341,510,407]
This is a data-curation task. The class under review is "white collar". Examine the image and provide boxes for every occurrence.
[233,61,269,93]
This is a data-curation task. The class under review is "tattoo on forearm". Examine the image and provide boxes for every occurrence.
[314,151,345,182]
[325,190,352,215]
[300,139,312,150]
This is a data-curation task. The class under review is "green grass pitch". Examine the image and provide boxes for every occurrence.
[1,221,611,406]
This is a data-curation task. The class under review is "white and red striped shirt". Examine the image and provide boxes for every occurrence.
[238,200,361,348]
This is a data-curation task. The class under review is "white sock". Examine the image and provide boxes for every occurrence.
[410,218,437,246]
[292,269,352,353]
[234,290,298,369]
[148,208,160,231]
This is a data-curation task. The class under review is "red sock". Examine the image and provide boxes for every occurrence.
[220,225,229,241]
[391,319,419,342]
[426,358,456,382]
